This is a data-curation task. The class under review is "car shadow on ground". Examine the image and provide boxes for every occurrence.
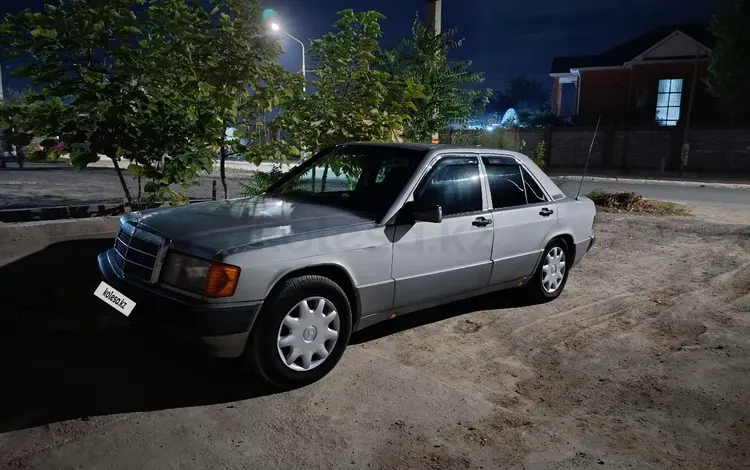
[0,237,538,434]
[0,238,280,434]
[350,290,533,345]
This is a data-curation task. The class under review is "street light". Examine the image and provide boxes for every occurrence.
[268,18,309,160]
[269,22,305,92]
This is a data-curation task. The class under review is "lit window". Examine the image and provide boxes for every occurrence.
[655,79,683,126]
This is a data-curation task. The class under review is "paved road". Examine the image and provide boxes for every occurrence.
[556,179,750,206]
[3,160,750,210]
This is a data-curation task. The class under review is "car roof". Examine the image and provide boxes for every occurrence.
[343,142,438,151]
[340,142,564,198]
[343,142,521,153]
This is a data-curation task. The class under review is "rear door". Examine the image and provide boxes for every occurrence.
[482,156,559,285]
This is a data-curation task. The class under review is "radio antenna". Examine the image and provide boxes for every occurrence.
[575,115,601,201]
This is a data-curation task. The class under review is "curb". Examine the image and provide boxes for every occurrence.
[58,155,299,173]
[0,217,120,243]
[551,175,750,190]
[0,198,213,224]
[0,203,125,223]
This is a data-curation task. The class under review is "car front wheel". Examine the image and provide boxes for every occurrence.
[246,275,352,389]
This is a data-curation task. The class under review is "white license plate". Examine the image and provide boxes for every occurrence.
[94,281,136,317]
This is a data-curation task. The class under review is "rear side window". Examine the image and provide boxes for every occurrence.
[482,157,526,208]
[415,157,482,216]
[521,167,548,203]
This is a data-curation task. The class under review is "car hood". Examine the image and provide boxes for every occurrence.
[134,195,374,259]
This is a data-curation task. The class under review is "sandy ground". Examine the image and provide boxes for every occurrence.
[0,209,749,469]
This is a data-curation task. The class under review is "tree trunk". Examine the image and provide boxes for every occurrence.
[137,172,142,210]
[111,156,134,208]
[321,165,329,192]
[220,143,228,200]
[16,147,24,169]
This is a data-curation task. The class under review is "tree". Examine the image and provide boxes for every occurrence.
[198,0,300,199]
[489,74,549,112]
[0,88,66,168]
[275,9,424,153]
[707,0,750,124]
[0,0,149,203]
[380,18,491,142]
[0,93,33,168]
[0,0,261,206]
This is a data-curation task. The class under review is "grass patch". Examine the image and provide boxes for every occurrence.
[587,189,691,216]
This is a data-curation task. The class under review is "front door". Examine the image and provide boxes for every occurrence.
[391,155,494,308]
[481,156,559,285]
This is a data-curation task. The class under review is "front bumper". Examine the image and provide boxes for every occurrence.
[97,249,262,358]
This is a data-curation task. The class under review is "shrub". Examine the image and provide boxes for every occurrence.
[587,189,690,216]
[530,140,547,169]
[27,148,62,162]
[479,126,523,151]
[240,164,288,196]
[27,149,47,161]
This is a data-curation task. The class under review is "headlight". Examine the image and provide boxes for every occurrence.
[161,252,241,298]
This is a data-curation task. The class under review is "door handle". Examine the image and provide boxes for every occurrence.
[472,216,492,227]
[539,207,554,217]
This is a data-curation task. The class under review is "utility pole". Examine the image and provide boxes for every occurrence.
[427,0,441,35]
[0,62,5,168]
[680,47,701,177]
[428,0,441,144]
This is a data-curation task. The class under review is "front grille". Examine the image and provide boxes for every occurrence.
[113,224,166,283]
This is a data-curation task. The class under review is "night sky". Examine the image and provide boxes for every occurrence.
[1,0,718,93]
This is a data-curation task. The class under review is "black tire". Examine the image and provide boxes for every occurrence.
[245,275,352,389]
[524,238,571,303]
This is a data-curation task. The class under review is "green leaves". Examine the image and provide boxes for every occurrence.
[380,19,490,141]
[68,149,100,169]
[707,0,750,124]
[273,9,416,154]
[30,28,57,39]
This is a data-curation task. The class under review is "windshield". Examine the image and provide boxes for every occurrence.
[268,145,427,220]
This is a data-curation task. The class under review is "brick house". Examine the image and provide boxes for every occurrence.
[549,24,715,126]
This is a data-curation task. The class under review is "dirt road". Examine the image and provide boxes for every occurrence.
[0,211,748,469]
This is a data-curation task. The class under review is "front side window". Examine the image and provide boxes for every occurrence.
[269,145,426,219]
[656,78,683,126]
[483,157,526,209]
[415,157,482,216]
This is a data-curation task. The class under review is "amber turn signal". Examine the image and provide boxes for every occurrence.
[203,262,241,298]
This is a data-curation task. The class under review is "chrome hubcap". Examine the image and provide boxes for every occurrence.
[302,325,318,342]
[542,246,566,293]
[277,297,340,372]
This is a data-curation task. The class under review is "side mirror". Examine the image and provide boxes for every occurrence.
[405,201,442,223]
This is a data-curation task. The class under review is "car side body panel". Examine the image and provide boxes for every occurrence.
[488,201,559,285]
[544,195,596,268]
[390,153,495,308]
[219,224,395,314]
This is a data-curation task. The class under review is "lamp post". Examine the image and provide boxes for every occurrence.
[270,22,305,93]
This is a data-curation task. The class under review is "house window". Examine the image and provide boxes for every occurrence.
[655,79,683,126]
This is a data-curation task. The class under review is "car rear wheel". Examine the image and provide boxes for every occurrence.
[245,275,352,389]
[525,239,570,303]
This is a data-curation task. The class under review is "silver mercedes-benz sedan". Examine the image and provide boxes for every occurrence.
[96,142,596,388]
